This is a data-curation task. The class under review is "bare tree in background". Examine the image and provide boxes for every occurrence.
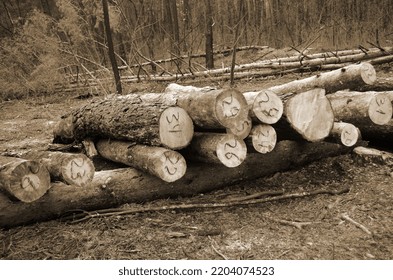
[102,0,122,94]
[204,0,214,69]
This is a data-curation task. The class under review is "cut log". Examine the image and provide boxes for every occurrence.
[354,77,393,92]
[21,151,95,187]
[61,93,194,150]
[0,156,51,203]
[226,116,252,139]
[326,122,361,147]
[267,63,377,95]
[95,139,186,182]
[165,83,249,131]
[327,91,393,126]
[246,124,277,154]
[277,88,335,142]
[182,132,247,167]
[0,140,355,228]
[243,90,283,124]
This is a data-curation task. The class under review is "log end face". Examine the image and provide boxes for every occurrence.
[360,62,377,85]
[10,161,51,202]
[368,93,393,125]
[250,124,277,154]
[286,88,334,142]
[252,90,284,124]
[336,123,360,147]
[216,134,247,168]
[226,116,252,139]
[62,155,95,187]
[215,88,249,128]
[157,151,187,182]
[159,107,194,150]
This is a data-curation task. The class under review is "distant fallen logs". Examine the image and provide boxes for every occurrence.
[267,63,377,95]
[96,140,186,182]
[0,156,51,203]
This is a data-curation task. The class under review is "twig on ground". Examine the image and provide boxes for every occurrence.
[62,187,350,223]
[224,190,284,202]
[261,214,318,229]
[340,212,373,235]
[209,236,228,260]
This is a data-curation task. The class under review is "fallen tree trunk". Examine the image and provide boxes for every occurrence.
[95,140,187,182]
[354,77,393,92]
[267,62,377,95]
[181,133,247,168]
[325,122,361,147]
[0,140,356,228]
[243,90,284,124]
[165,83,249,132]
[54,94,194,150]
[246,124,277,154]
[276,88,335,142]
[0,156,51,203]
[21,151,95,187]
[327,91,393,126]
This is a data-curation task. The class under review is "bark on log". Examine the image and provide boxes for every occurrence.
[0,156,51,203]
[243,90,283,124]
[0,140,355,228]
[182,132,247,168]
[354,77,393,92]
[165,83,249,131]
[95,139,187,182]
[327,91,393,126]
[326,122,361,147]
[56,94,194,150]
[353,146,393,167]
[267,63,377,95]
[53,115,74,144]
[277,88,335,142]
[246,124,277,154]
[21,151,95,187]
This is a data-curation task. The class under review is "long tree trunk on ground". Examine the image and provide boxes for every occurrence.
[96,140,187,182]
[102,0,122,94]
[0,140,355,228]
[0,156,51,203]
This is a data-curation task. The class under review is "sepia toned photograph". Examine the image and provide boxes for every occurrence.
[0,0,392,265]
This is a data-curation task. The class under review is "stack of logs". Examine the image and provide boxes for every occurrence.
[1,61,393,228]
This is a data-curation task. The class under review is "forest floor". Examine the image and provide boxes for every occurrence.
[0,50,392,260]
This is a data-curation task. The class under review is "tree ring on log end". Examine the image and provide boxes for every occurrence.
[226,116,252,139]
[285,88,334,142]
[158,151,187,182]
[13,161,50,203]
[368,93,393,125]
[62,155,95,187]
[252,90,284,124]
[215,88,249,128]
[339,123,359,147]
[216,134,247,168]
[159,107,194,150]
[360,62,377,85]
[251,124,277,154]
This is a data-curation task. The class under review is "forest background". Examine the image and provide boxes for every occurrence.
[1,0,393,95]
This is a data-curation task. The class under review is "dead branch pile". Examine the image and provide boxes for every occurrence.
[2,57,393,228]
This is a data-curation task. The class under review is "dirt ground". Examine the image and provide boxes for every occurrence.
[0,62,392,260]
